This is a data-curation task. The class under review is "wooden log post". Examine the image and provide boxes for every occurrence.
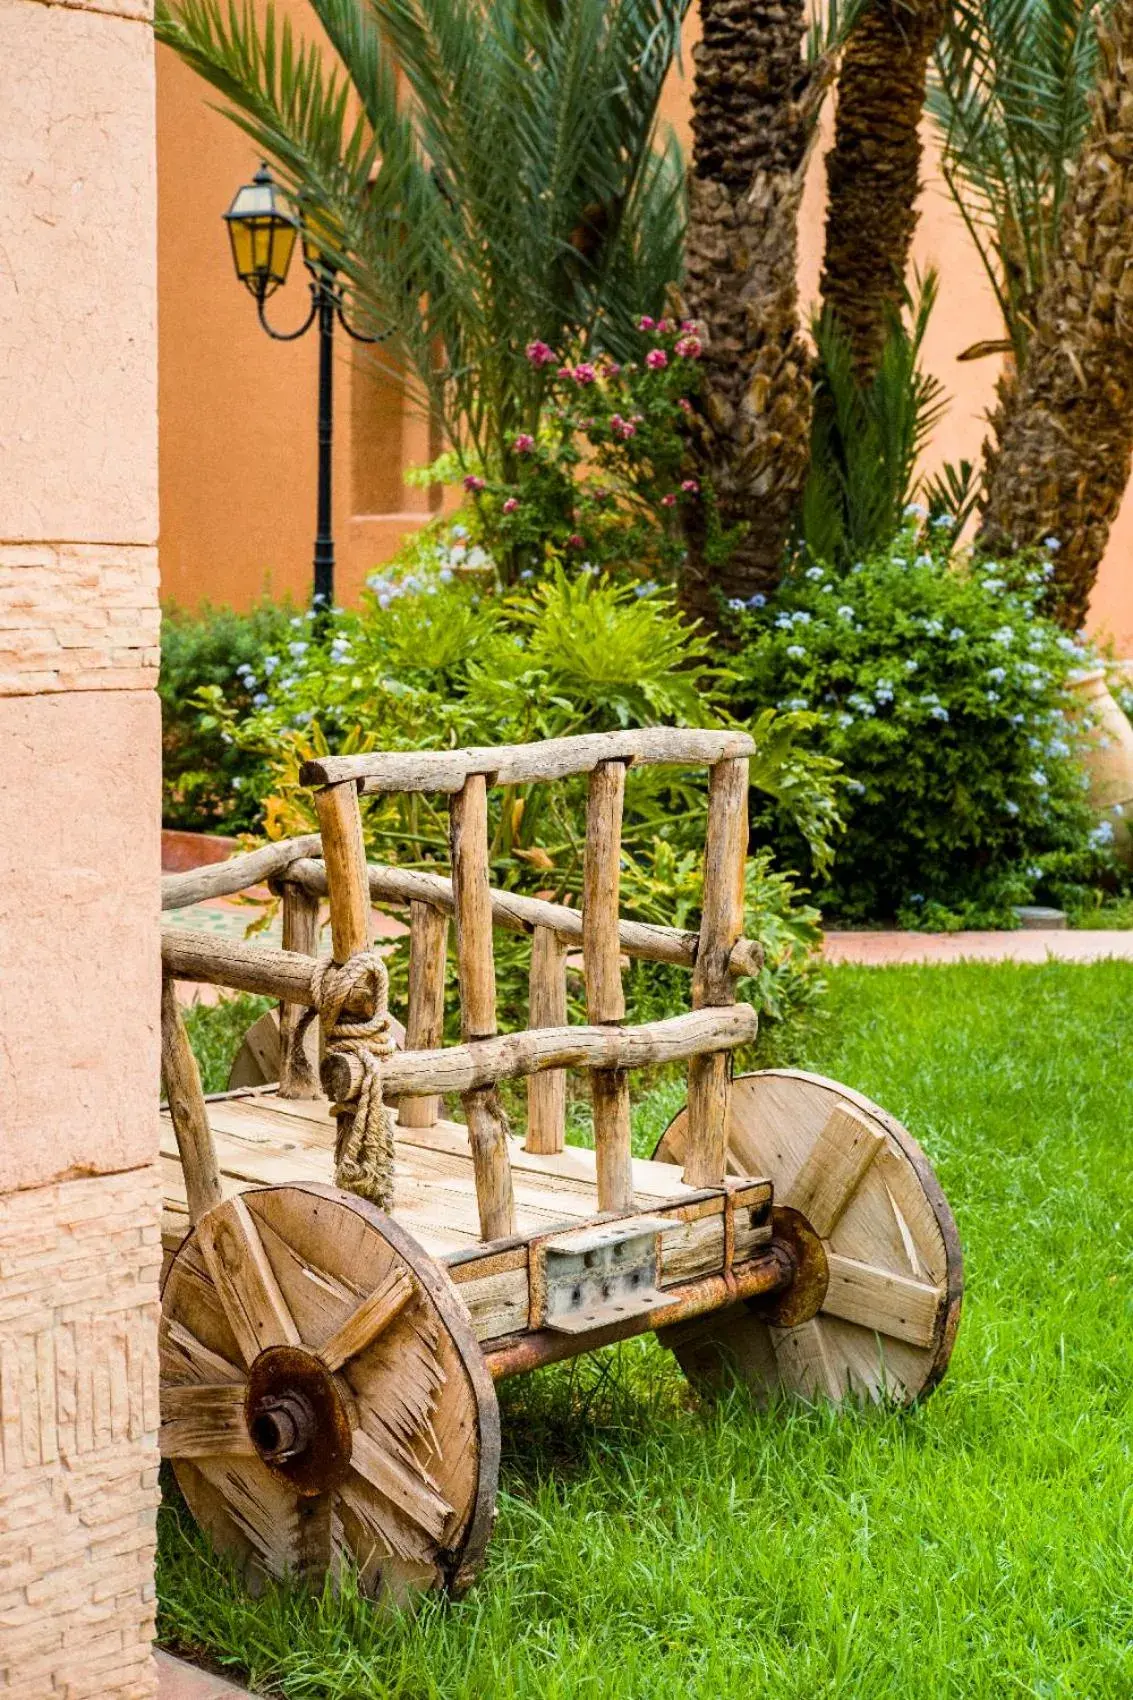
[584,760,634,1212]
[397,900,449,1129]
[314,781,378,1180]
[450,775,516,1240]
[684,757,750,1189]
[276,877,321,1098]
[160,973,223,1224]
[525,925,568,1154]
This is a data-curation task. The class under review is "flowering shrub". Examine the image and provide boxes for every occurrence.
[190,563,837,1028]
[420,318,733,585]
[730,524,1116,927]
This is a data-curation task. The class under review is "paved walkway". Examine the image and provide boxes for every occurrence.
[165,894,1133,967]
[156,1651,257,1698]
[824,929,1133,964]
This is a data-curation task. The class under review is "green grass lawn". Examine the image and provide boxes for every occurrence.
[160,963,1133,1698]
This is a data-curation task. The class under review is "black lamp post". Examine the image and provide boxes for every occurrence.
[223,163,387,613]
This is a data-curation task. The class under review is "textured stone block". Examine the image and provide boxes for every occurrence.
[0,545,159,695]
[0,1167,160,1699]
[0,690,160,1193]
[0,0,157,545]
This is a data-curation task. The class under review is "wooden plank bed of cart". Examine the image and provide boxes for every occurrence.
[158,728,963,1602]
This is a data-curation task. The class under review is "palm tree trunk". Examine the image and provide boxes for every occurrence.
[679,0,833,621]
[978,0,1133,630]
[819,0,945,381]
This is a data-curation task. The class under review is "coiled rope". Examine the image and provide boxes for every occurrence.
[311,950,397,1210]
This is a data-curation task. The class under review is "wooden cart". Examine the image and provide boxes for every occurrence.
[158,729,963,1601]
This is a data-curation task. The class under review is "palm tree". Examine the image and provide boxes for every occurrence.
[678,0,837,620]
[820,0,946,383]
[977,0,1133,628]
[156,0,688,489]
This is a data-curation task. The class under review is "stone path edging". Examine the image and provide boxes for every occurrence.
[823,930,1133,965]
[156,1649,260,1698]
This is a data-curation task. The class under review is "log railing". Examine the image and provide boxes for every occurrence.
[161,731,759,1241]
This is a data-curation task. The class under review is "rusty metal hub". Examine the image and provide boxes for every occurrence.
[751,1206,829,1328]
[244,1345,354,1496]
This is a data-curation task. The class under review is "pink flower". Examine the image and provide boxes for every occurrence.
[557,365,574,379]
[657,318,674,335]
[675,333,702,359]
[463,474,485,493]
[610,414,636,440]
[513,433,535,453]
[680,320,697,333]
[681,479,700,495]
[645,349,668,370]
[638,315,656,331]
[502,497,519,514]
[677,397,693,414]
[661,493,677,507]
[567,533,585,549]
[572,362,598,385]
[525,340,556,367]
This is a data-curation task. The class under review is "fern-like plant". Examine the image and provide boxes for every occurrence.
[800,273,948,567]
[155,0,688,478]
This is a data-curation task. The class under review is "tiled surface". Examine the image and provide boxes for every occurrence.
[155,1650,258,1698]
[823,929,1133,964]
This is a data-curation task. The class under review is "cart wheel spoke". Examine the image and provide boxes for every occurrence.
[349,1426,454,1542]
[160,1382,253,1459]
[820,1254,942,1349]
[195,1195,302,1366]
[780,1103,885,1238]
[317,1268,416,1372]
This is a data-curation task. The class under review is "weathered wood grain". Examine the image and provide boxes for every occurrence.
[161,834,322,910]
[685,756,750,1190]
[278,879,321,1098]
[301,728,756,793]
[161,974,223,1224]
[194,1196,302,1366]
[525,926,567,1155]
[289,856,763,977]
[315,782,372,965]
[398,901,449,1129]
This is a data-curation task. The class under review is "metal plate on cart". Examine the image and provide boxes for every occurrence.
[539,1216,679,1334]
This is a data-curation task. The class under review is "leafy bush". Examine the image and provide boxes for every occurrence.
[428,319,731,585]
[191,561,837,1029]
[161,600,299,832]
[730,525,1116,927]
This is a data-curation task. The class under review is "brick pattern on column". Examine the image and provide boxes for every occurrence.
[0,1167,162,1700]
[0,546,160,696]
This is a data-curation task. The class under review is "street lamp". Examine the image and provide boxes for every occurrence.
[223,163,387,613]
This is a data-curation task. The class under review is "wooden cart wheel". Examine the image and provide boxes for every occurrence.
[159,1183,499,1602]
[653,1070,963,1407]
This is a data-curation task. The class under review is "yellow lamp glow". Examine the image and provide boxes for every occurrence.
[223,163,298,299]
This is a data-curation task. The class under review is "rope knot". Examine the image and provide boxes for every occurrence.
[312,950,397,1210]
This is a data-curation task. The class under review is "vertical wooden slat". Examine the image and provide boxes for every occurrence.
[315,781,373,964]
[583,759,634,1212]
[684,756,749,1189]
[525,925,567,1154]
[160,974,223,1225]
[278,878,321,1098]
[398,900,449,1129]
[450,775,515,1240]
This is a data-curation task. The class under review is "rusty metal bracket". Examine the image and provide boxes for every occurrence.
[536,1216,680,1334]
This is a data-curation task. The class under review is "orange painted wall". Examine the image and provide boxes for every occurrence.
[157,10,1133,649]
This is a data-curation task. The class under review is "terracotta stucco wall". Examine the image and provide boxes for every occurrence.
[0,0,162,1690]
[157,9,1133,650]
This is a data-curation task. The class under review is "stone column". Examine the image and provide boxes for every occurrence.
[0,0,162,1691]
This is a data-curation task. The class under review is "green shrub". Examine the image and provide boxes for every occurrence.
[160,600,298,832]
[729,525,1117,927]
[193,559,838,1030]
